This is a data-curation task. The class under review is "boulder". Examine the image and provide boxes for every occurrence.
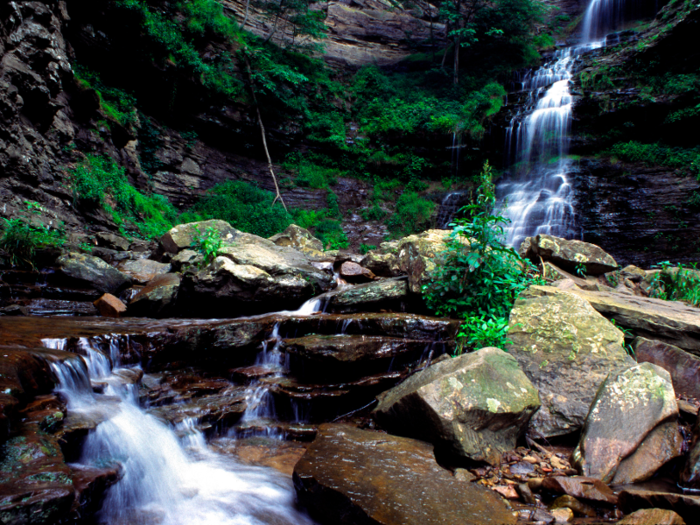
[681,413,700,489]
[160,220,240,254]
[268,224,324,257]
[170,249,202,271]
[567,288,700,354]
[396,229,451,293]
[325,278,409,312]
[57,252,132,294]
[527,234,618,275]
[573,363,678,483]
[360,251,402,277]
[634,338,700,399]
[93,294,127,318]
[339,261,375,283]
[293,424,516,525]
[117,259,171,284]
[374,347,540,464]
[94,232,130,251]
[129,273,181,318]
[508,285,634,438]
[616,509,685,525]
[612,421,683,485]
[541,476,617,505]
[618,489,700,523]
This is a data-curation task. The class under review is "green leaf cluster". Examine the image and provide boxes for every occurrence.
[0,218,65,269]
[648,261,700,307]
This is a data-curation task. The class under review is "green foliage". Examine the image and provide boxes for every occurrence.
[648,261,700,307]
[180,180,293,238]
[74,65,137,128]
[68,154,177,238]
[0,217,65,269]
[457,315,511,352]
[313,219,348,250]
[608,141,700,179]
[386,192,435,238]
[192,226,223,266]
[423,162,540,355]
[362,204,387,221]
[359,243,376,255]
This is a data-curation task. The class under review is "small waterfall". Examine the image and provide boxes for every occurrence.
[581,0,657,42]
[49,340,315,524]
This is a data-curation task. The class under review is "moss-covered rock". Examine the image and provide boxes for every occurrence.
[526,234,618,275]
[396,229,451,294]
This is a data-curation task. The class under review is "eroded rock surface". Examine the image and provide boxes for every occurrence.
[526,234,618,275]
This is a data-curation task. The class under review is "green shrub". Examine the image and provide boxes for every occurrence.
[608,141,700,179]
[314,219,348,250]
[359,243,376,255]
[386,191,435,238]
[0,218,65,268]
[192,226,222,266]
[68,154,177,238]
[362,204,387,221]
[74,65,137,128]
[648,261,700,307]
[181,180,292,238]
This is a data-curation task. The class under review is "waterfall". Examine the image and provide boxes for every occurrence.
[496,0,659,248]
[50,342,315,525]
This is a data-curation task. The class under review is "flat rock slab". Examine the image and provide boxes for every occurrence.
[293,424,516,525]
[617,508,686,525]
[527,234,618,275]
[324,278,409,312]
[508,285,633,438]
[117,259,171,284]
[541,476,618,505]
[634,337,700,399]
[57,252,132,294]
[618,490,700,523]
[574,363,678,483]
[569,288,700,354]
[374,347,540,464]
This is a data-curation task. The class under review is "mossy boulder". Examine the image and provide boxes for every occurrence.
[160,220,240,254]
[325,278,409,312]
[269,224,324,257]
[573,363,678,483]
[508,285,634,438]
[396,229,451,293]
[374,347,540,464]
[526,234,618,275]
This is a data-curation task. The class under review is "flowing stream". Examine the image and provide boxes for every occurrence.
[494,0,657,248]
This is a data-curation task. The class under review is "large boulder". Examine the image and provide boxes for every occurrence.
[360,250,402,278]
[293,424,516,525]
[616,509,686,525]
[117,259,172,285]
[573,363,678,483]
[634,337,700,399]
[160,220,240,254]
[396,229,451,293]
[618,489,700,523]
[325,278,409,312]
[268,224,324,257]
[526,234,618,275]
[568,288,700,354]
[374,347,540,464]
[129,273,181,318]
[508,285,634,438]
[56,252,132,294]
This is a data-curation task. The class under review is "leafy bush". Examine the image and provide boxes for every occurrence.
[386,192,435,238]
[74,65,137,128]
[359,243,376,255]
[69,154,177,238]
[608,141,700,179]
[180,180,292,238]
[362,204,387,221]
[314,219,348,250]
[423,162,540,355]
[648,261,700,307]
[192,226,222,266]
[0,218,65,268]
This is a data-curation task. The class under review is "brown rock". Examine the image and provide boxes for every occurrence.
[634,337,700,399]
[129,273,181,317]
[618,490,700,523]
[616,508,686,525]
[528,234,618,275]
[339,261,375,283]
[541,476,617,505]
[550,495,597,517]
[93,293,127,318]
[117,258,172,284]
[293,424,516,525]
[550,507,574,523]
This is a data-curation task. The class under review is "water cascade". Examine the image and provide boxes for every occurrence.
[49,341,315,525]
[495,0,659,248]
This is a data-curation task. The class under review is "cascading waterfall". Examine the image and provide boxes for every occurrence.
[495,0,659,248]
[49,340,315,525]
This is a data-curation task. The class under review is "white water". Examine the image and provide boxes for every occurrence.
[49,342,315,525]
[496,0,656,248]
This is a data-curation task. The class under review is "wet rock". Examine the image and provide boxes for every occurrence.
[613,420,683,485]
[117,259,172,285]
[616,508,686,525]
[269,224,324,257]
[396,229,451,293]
[57,252,132,294]
[69,464,121,519]
[360,251,402,278]
[680,413,700,489]
[282,334,430,382]
[618,489,700,523]
[293,424,516,525]
[567,288,700,354]
[541,476,617,505]
[508,285,633,438]
[129,273,181,318]
[95,232,130,252]
[374,347,540,464]
[160,220,240,254]
[0,305,28,316]
[634,337,700,399]
[550,495,597,517]
[325,278,409,312]
[93,293,127,318]
[339,261,375,283]
[573,363,678,483]
[526,234,618,275]
[550,507,574,523]
[148,389,247,430]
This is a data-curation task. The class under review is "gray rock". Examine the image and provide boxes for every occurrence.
[634,337,700,399]
[161,220,240,254]
[528,234,618,275]
[57,252,132,294]
[325,278,409,312]
[129,274,181,318]
[573,363,678,483]
[117,259,171,285]
[374,347,540,464]
[268,224,324,256]
[95,232,130,251]
[508,285,634,438]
